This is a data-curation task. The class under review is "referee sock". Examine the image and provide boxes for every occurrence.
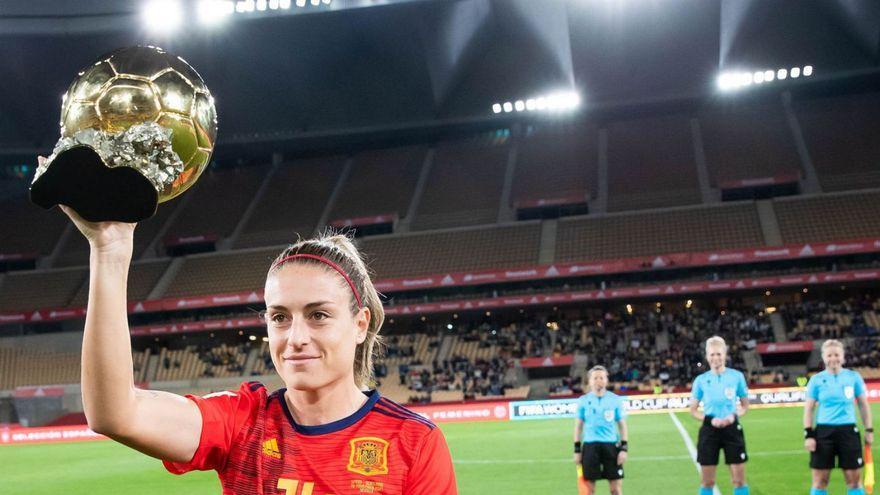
[699,488,714,495]
[846,488,865,495]
[809,489,827,495]
[733,486,750,495]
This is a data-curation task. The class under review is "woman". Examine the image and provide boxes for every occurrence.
[804,339,873,495]
[689,336,750,495]
[573,365,628,495]
[61,201,457,494]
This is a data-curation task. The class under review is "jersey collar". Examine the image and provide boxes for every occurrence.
[278,389,380,435]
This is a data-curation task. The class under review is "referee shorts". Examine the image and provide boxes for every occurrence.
[697,419,748,466]
[581,442,624,481]
[810,424,864,470]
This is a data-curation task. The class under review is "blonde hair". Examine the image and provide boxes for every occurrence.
[821,339,845,354]
[588,365,608,379]
[269,232,385,389]
[705,335,727,354]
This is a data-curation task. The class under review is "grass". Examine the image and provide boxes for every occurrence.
[2,404,878,494]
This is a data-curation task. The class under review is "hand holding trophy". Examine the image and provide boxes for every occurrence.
[30,45,218,223]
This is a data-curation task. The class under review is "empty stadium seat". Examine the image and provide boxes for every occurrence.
[512,123,597,206]
[773,191,880,244]
[795,91,880,191]
[235,156,346,248]
[412,139,508,231]
[606,114,702,211]
[700,102,802,186]
[555,203,765,261]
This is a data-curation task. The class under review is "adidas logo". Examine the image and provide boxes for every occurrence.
[262,438,281,459]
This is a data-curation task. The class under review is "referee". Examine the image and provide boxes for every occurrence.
[804,339,873,495]
[689,336,750,495]
[574,365,628,495]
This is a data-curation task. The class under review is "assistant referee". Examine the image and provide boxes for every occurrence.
[689,336,751,495]
[804,339,873,495]
[574,365,628,495]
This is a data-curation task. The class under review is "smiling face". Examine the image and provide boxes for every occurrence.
[264,263,369,392]
[822,344,845,373]
[706,344,726,371]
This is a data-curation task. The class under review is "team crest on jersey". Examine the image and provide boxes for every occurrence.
[724,387,735,400]
[604,410,615,422]
[845,386,855,399]
[348,437,389,476]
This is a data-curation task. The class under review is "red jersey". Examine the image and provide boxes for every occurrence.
[163,382,457,495]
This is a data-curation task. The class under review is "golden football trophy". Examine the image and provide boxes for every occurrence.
[30,46,218,222]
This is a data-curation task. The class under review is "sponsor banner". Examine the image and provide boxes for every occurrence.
[514,194,588,209]
[13,386,65,398]
[329,213,397,228]
[756,341,815,354]
[519,355,575,368]
[409,401,510,423]
[719,173,800,189]
[510,388,815,420]
[130,317,263,336]
[0,425,105,445]
[164,234,217,247]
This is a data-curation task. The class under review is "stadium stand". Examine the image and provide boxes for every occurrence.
[68,259,171,307]
[358,222,542,279]
[162,164,270,242]
[778,295,880,341]
[0,346,80,389]
[699,101,802,186]
[606,114,702,211]
[154,343,248,381]
[234,156,346,248]
[0,266,86,311]
[412,138,508,231]
[773,190,880,244]
[161,246,278,298]
[554,202,764,262]
[512,123,598,205]
[327,146,425,221]
[794,91,880,192]
[0,190,68,258]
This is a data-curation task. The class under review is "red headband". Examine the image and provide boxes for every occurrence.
[270,253,364,308]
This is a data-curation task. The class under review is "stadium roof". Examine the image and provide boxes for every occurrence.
[1,0,879,155]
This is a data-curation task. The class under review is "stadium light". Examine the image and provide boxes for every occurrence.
[490,90,580,115]
[280,0,291,8]
[257,0,267,10]
[143,0,183,32]
[717,65,814,92]
[197,0,234,25]
[269,0,279,8]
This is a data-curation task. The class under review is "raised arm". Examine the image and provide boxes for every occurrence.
[62,201,202,462]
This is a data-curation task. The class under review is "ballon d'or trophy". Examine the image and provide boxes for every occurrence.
[30,46,218,222]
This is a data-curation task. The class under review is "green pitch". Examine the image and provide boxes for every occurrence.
[2,405,878,494]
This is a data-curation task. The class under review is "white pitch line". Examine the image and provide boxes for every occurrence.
[669,411,722,495]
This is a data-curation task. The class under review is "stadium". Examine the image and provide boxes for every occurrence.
[1,1,880,494]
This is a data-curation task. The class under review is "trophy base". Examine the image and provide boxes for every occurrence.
[30,145,159,223]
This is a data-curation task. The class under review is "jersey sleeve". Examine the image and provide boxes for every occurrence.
[854,372,867,398]
[163,382,261,474]
[691,376,703,401]
[405,426,458,495]
[576,397,586,421]
[806,375,819,401]
[736,372,748,398]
